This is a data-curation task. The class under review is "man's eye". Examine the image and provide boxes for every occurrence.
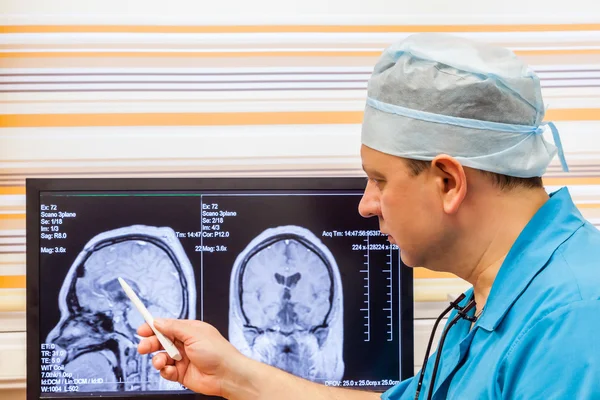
[365,176,384,188]
[371,178,384,187]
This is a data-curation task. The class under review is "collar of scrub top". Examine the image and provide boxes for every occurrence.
[475,187,586,331]
[365,97,569,173]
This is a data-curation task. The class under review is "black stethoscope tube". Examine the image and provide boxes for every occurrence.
[414,294,479,400]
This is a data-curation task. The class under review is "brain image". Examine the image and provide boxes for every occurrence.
[229,225,344,382]
[46,225,196,392]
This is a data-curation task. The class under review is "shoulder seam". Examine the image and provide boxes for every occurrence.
[558,249,584,301]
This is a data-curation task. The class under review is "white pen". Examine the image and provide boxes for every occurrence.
[118,277,182,361]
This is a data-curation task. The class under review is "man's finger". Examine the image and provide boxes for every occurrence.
[152,352,170,370]
[137,322,154,337]
[153,318,201,343]
[138,335,162,354]
[159,365,179,382]
[164,354,176,366]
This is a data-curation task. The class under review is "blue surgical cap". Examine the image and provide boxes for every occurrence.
[361,33,568,178]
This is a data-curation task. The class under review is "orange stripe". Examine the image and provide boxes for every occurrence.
[1,49,599,58]
[543,177,600,185]
[0,275,26,289]
[515,49,600,56]
[0,109,597,128]
[0,111,364,127]
[2,179,600,188]
[2,24,600,34]
[546,108,600,121]
[0,51,379,58]
[413,268,457,279]
[575,203,600,208]
[0,187,25,195]
[0,213,25,220]
[3,179,600,188]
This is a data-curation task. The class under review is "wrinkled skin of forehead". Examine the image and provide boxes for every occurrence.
[241,238,332,333]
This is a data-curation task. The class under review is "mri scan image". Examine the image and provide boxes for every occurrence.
[46,225,196,392]
[229,225,345,383]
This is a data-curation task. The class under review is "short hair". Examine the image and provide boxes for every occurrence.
[404,159,544,191]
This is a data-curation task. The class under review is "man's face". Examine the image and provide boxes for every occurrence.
[358,145,445,268]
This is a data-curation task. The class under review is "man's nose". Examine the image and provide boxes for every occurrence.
[358,183,380,218]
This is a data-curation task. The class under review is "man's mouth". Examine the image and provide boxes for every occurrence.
[380,229,395,245]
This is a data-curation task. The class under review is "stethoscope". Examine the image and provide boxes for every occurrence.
[414,293,480,400]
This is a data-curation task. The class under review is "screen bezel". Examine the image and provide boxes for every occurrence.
[26,177,414,400]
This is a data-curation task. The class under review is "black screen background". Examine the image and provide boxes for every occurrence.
[38,191,401,387]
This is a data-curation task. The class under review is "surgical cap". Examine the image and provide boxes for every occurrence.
[361,33,568,178]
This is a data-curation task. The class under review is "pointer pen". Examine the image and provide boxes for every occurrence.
[118,277,182,361]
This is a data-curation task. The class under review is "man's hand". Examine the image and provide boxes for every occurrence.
[138,318,381,400]
[137,318,247,397]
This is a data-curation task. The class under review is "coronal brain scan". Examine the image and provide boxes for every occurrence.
[45,225,196,392]
[228,225,345,382]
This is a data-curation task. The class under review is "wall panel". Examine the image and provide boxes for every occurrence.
[1,12,599,393]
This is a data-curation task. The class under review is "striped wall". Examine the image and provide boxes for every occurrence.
[1,15,600,394]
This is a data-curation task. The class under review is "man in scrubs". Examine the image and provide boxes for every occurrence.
[137,33,600,399]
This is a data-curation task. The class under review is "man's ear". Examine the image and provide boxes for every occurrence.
[430,155,467,214]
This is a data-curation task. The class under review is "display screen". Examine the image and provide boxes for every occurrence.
[27,179,413,399]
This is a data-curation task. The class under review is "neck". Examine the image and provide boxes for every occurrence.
[447,187,549,311]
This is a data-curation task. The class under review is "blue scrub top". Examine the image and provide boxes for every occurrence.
[383,187,600,399]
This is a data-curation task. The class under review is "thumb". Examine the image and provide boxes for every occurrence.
[153,318,197,344]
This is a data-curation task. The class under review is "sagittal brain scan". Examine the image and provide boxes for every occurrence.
[46,225,196,392]
[229,225,345,382]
